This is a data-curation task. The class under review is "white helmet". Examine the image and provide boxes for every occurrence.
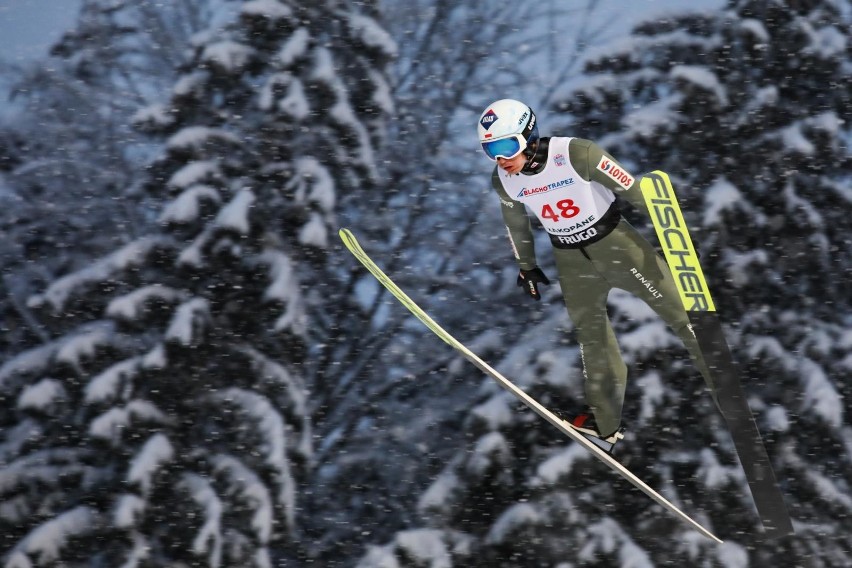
[477,99,538,161]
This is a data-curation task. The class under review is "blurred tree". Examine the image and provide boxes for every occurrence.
[0,1,393,566]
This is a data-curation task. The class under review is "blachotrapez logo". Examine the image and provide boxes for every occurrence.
[480,109,498,130]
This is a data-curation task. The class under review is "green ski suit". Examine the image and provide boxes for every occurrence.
[492,137,715,436]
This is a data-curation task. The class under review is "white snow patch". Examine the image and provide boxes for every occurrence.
[202,41,255,73]
[167,127,240,153]
[167,160,221,190]
[465,432,510,477]
[738,18,769,42]
[356,545,401,568]
[31,237,173,311]
[702,178,745,226]
[290,156,335,211]
[114,493,146,528]
[172,71,208,98]
[781,123,815,155]
[107,284,187,321]
[55,323,115,369]
[394,529,451,568]
[716,541,749,568]
[764,406,790,432]
[298,212,328,248]
[533,444,591,486]
[13,506,98,566]
[127,434,174,494]
[89,400,172,444]
[258,249,307,336]
[0,343,57,388]
[131,103,175,129]
[215,188,255,234]
[180,473,224,568]
[347,13,398,57]
[803,24,847,58]
[212,388,296,529]
[486,502,541,544]
[241,0,293,20]
[275,27,310,68]
[470,394,514,431]
[696,448,743,489]
[636,371,664,423]
[723,249,770,288]
[17,379,66,411]
[165,297,211,346]
[806,468,852,512]
[670,65,728,106]
[800,357,843,428]
[212,454,274,542]
[418,471,460,515]
[622,94,681,138]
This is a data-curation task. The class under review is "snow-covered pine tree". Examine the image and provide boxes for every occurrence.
[0,0,217,368]
[357,1,852,566]
[0,1,394,566]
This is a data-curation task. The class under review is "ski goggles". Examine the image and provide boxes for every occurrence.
[481,125,539,161]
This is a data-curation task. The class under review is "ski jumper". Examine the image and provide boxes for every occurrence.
[492,137,716,435]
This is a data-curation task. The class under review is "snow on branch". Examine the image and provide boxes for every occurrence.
[486,502,541,545]
[0,342,58,389]
[290,156,335,211]
[127,433,175,494]
[6,506,99,567]
[180,473,224,568]
[89,400,173,445]
[16,379,67,412]
[257,249,306,336]
[167,126,241,154]
[275,27,310,68]
[165,297,211,346]
[29,236,176,311]
[211,453,274,543]
[532,443,591,487]
[309,47,378,181]
[55,322,113,368]
[800,357,843,429]
[85,357,141,404]
[235,345,311,455]
[113,493,146,529]
[210,388,296,530]
[215,188,255,234]
[578,517,654,567]
[106,284,188,321]
[346,13,398,58]
[241,0,294,21]
[201,40,256,74]
[167,160,222,191]
[669,65,729,106]
[159,185,221,225]
[464,431,510,477]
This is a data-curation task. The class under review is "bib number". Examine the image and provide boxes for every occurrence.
[541,199,580,222]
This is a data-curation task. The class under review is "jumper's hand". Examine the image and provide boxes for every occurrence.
[517,267,550,301]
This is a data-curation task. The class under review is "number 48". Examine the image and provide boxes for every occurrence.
[540,199,580,222]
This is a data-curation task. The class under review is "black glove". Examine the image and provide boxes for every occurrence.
[517,267,550,301]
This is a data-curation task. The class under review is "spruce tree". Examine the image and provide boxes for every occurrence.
[0,1,393,566]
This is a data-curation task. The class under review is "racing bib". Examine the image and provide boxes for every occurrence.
[498,137,616,240]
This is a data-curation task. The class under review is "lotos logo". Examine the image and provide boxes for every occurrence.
[480,110,498,130]
[596,156,635,190]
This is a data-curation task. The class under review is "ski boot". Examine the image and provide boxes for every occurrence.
[564,410,625,453]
